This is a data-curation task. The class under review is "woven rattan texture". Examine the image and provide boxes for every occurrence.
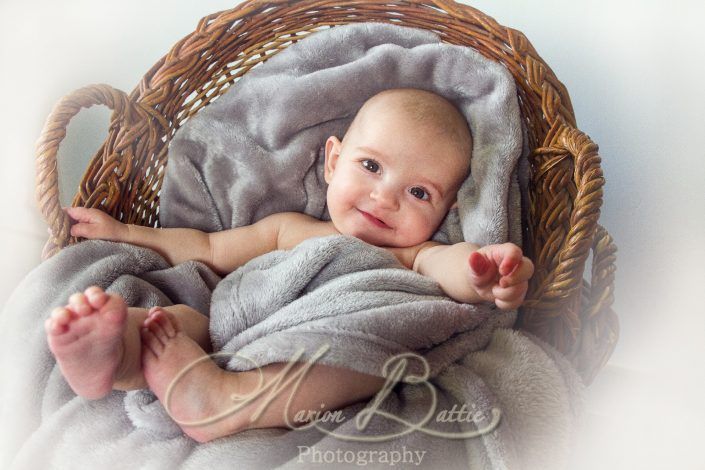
[35,0,618,384]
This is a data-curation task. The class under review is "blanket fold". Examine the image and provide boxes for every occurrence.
[209,234,514,380]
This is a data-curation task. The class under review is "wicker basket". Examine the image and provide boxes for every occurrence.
[35,0,618,385]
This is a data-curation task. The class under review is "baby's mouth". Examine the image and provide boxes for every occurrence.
[357,209,391,229]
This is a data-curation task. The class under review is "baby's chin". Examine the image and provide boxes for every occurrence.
[339,226,427,249]
[329,214,435,248]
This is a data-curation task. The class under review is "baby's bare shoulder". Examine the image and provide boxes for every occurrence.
[272,211,321,232]
[273,211,318,224]
[276,212,338,250]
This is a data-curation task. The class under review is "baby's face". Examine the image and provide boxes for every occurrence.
[324,109,469,248]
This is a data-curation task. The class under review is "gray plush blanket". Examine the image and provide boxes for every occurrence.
[0,23,584,470]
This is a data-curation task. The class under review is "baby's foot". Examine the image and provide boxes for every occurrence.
[45,286,127,399]
[141,308,236,443]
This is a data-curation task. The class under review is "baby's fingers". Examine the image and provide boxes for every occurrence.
[499,258,534,288]
[70,222,97,239]
[468,252,497,288]
[495,243,524,277]
[63,206,99,223]
[492,282,528,310]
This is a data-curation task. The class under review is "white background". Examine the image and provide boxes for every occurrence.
[1,1,703,468]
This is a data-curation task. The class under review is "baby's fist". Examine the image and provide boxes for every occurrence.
[468,243,534,310]
[64,206,129,242]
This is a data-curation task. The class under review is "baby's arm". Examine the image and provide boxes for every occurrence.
[413,241,534,309]
[65,207,286,276]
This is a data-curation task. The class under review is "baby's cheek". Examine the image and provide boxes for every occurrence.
[400,215,436,245]
[338,176,362,194]
[419,209,441,228]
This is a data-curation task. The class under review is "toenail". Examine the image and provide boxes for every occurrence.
[69,293,85,304]
[51,307,67,318]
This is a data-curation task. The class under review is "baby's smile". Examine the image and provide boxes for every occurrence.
[356,208,391,229]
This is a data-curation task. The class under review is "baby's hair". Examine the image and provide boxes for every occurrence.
[345,88,472,174]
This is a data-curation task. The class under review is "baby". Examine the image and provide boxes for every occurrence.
[44,88,534,443]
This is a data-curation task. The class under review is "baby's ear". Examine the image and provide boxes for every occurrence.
[324,136,342,183]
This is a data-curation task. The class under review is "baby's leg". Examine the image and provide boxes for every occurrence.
[140,309,385,443]
[45,286,210,398]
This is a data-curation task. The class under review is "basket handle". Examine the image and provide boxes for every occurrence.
[577,223,619,384]
[525,124,605,306]
[35,84,133,259]
[521,124,613,365]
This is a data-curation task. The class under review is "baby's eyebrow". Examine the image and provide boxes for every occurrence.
[356,146,387,160]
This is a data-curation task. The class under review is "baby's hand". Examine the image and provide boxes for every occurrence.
[467,243,534,310]
[64,207,129,242]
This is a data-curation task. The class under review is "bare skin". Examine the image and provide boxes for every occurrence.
[140,308,235,442]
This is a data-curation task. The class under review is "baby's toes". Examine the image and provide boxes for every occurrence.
[84,286,108,309]
[141,326,164,357]
[152,310,179,338]
[68,292,93,316]
[99,293,127,325]
[144,313,171,345]
[45,307,72,334]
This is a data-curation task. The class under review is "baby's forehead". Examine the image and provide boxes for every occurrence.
[365,99,469,139]
[356,110,456,141]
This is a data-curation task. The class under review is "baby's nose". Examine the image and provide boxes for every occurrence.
[370,185,399,210]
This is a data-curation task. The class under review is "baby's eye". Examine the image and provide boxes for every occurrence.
[361,159,380,173]
[409,186,430,201]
